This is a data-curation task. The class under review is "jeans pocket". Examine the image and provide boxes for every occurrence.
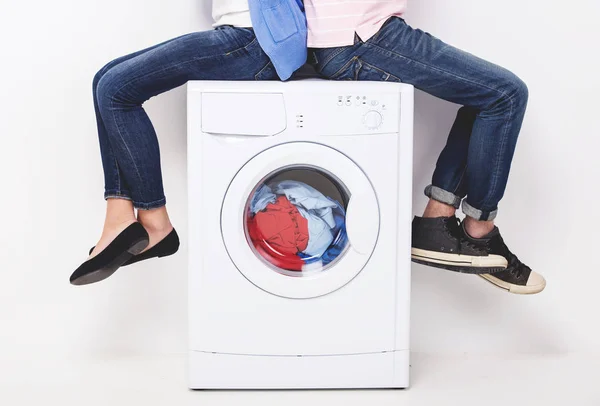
[356,60,403,82]
[262,0,299,43]
[329,58,403,82]
[329,56,359,80]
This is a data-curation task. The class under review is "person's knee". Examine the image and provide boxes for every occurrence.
[505,72,529,108]
[93,67,105,92]
[93,59,117,95]
[96,65,131,111]
[96,71,114,111]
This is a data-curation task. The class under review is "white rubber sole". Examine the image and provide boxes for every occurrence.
[411,248,508,268]
[478,273,547,295]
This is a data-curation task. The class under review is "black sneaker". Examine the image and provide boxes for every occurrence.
[461,224,546,294]
[411,216,508,274]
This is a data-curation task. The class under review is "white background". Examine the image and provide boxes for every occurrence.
[1,0,599,403]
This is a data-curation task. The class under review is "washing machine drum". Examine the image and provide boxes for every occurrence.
[246,177,349,275]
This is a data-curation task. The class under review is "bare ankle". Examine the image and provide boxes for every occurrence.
[422,199,456,218]
[137,206,173,232]
[463,217,494,238]
[104,199,136,229]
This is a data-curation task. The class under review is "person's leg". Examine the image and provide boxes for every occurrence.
[311,19,528,222]
[421,106,476,219]
[309,19,545,293]
[90,27,277,257]
[90,37,191,258]
[93,33,192,200]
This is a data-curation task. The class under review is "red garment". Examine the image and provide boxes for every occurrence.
[247,196,309,271]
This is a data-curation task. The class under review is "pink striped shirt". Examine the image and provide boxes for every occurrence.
[305,0,408,48]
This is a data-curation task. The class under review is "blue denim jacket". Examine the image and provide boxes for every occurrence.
[248,0,307,80]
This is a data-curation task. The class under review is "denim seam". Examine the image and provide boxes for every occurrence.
[133,197,166,210]
[366,42,514,107]
[225,37,259,57]
[223,29,257,54]
[353,58,363,80]
[105,194,132,201]
[370,16,401,43]
[104,189,131,195]
[330,56,359,79]
[312,51,319,65]
[452,165,467,195]
[359,60,402,82]
[319,47,350,73]
[110,97,147,203]
[482,95,514,210]
[114,157,121,192]
[254,61,274,80]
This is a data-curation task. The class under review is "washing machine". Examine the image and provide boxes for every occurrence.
[187,80,414,389]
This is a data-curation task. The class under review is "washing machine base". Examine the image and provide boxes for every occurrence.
[189,350,409,389]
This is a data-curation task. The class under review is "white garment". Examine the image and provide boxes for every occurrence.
[212,0,252,28]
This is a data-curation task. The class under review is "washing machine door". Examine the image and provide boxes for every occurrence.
[221,142,379,299]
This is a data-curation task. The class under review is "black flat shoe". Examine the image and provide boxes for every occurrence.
[70,223,149,286]
[88,228,179,266]
[124,228,179,266]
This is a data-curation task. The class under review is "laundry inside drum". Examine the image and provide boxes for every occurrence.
[244,166,351,276]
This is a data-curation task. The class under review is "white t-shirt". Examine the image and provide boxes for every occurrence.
[212,0,252,27]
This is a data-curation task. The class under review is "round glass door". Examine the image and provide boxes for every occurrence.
[245,166,350,277]
[221,142,379,299]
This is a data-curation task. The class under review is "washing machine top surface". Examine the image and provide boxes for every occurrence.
[191,80,412,138]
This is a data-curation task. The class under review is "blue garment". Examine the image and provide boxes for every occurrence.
[248,0,307,80]
[299,210,347,267]
[248,180,348,261]
[274,181,339,257]
[249,184,276,214]
[309,17,529,221]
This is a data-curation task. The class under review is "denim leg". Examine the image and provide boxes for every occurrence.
[310,17,529,221]
[93,35,192,202]
[95,27,277,209]
[426,106,478,207]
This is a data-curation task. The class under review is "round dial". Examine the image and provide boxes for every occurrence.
[363,110,383,129]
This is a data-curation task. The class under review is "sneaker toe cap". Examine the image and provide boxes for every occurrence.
[526,271,546,290]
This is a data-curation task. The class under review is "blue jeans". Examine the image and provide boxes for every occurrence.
[309,17,529,221]
[93,26,278,209]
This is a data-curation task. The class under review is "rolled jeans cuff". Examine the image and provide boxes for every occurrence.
[134,197,167,210]
[424,185,461,209]
[462,200,498,221]
[104,190,132,202]
[104,191,166,210]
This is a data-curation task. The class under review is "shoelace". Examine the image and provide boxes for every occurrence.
[443,217,488,255]
[445,218,529,278]
[496,235,528,279]
[443,216,462,237]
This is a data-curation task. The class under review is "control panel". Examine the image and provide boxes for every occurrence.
[291,91,399,135]
[335,94,388,130]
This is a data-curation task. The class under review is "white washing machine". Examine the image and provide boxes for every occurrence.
[187,80,414,389]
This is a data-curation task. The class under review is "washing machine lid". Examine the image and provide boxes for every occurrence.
[221,142,380,299]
